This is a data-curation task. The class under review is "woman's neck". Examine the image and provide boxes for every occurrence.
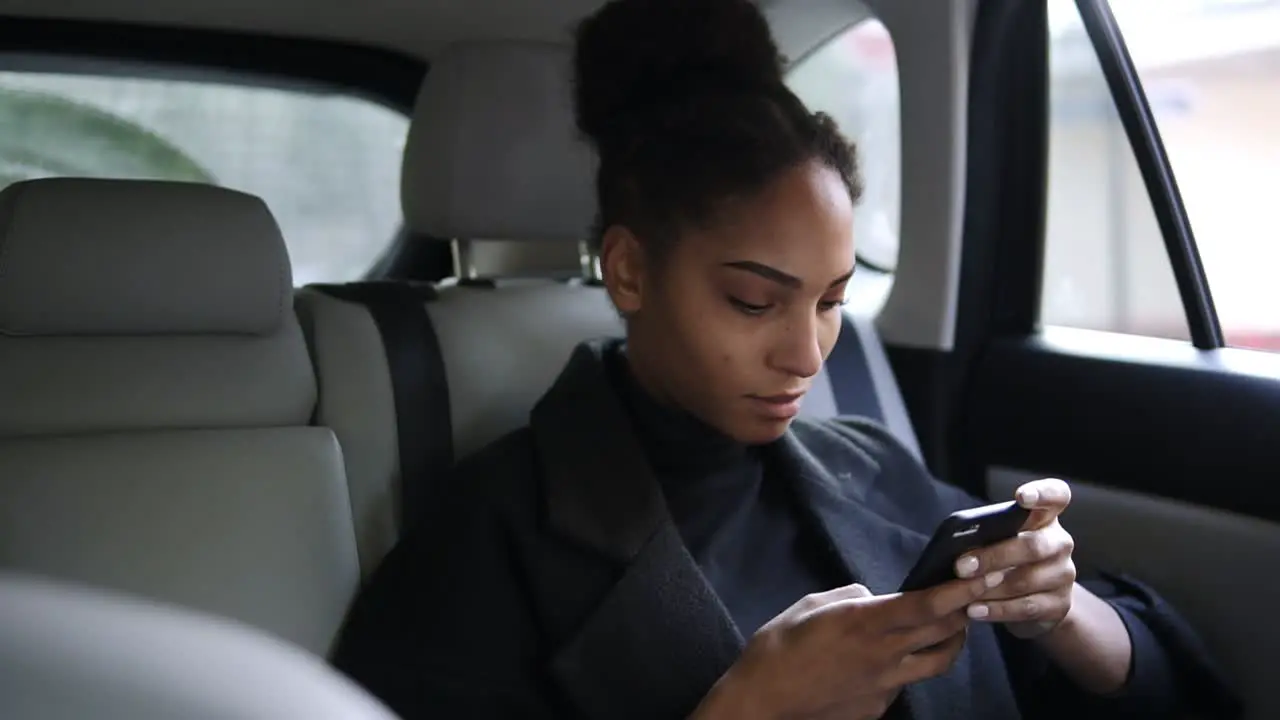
[609,343,749,478]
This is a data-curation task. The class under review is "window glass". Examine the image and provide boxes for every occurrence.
[788,17,900,312]
[0,68,408,285]
[1043,0,1189,341]
[1044,0,1280,351]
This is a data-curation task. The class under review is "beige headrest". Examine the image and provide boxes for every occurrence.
[0,178,291,337]
[401,40,596,244]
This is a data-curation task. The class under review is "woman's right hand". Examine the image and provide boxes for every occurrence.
[691,570,1005,720]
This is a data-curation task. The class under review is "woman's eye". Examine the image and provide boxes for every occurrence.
[818,298,849,313]
[728,297,771,316]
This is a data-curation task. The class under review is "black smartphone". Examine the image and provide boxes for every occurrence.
[898,501,1031,593]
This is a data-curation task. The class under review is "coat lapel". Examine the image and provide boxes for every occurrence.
[770,429,977,720]
[548,522,745,719]
[532,341,744,720]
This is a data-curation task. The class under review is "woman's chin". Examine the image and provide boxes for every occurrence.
[728,415,796,446]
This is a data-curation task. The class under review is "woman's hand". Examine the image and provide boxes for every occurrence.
[955,478,1136,693]
[690,571,1004,720]
[954,478,1078,639]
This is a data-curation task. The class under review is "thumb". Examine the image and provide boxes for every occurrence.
[808,582,875,607]
[844,583,874,599]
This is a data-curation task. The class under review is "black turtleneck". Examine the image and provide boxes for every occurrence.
[607,347,849,637]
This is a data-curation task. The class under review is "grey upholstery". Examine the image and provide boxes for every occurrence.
[0,571,399,720]
[299,40,920,575]
[0,178,360,657]
[405,42,621,467]
[427,281,623,459]
[0,178,289,337]
[295,288,403,574]
[401,40,596,243]
[299,41,618,574]
[296,278,622,574]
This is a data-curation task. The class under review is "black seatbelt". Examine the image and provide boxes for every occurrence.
[312,281,452,535]
[825,312,883,421]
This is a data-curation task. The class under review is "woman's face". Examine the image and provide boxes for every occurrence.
[604,159,857,444]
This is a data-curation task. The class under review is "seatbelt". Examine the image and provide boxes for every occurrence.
[312,282,452,535]
[825,312,884,420]
[825,311,923,461]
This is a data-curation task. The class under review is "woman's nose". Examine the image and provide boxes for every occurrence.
[769,315,827,379]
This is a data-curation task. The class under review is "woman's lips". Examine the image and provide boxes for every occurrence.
[748,391,806,419]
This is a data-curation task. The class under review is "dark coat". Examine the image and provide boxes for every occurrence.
[333,341,1240,720]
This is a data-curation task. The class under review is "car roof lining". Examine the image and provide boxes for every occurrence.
[0,16,425,113]
[0,1,865,75]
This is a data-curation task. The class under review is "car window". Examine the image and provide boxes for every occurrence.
[788,16,900,312]
[0,67,408,285]
[1043,0,1280,351]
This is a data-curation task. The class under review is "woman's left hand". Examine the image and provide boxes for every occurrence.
[954,478,1078,639]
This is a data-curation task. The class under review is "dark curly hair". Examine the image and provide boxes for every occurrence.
[573,0,863,255]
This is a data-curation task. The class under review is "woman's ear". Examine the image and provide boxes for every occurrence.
[599,224,648,316]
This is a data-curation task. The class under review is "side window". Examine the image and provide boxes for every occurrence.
[1043,1,1188,341]
[787,16,900,312]
[1043,0,1280,351]
[0,67,409,285]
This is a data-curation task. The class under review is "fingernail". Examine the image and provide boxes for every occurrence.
[955,555,980,578]
[984,571,1005,589]
[968,604,990,620]
[1019,488,1040,506]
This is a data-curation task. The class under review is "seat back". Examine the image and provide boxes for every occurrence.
[297,41,620,572]
[0,178,360,656]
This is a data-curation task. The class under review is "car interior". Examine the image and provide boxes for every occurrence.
[0,0,1277,718]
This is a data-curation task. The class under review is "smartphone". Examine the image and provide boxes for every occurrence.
[898,501,1031,593]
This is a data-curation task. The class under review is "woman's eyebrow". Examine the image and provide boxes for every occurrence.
[722,260,854,289]
[827,269,855,289]
[722,260,801,288]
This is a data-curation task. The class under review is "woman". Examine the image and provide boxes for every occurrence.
[333,0,1238,718]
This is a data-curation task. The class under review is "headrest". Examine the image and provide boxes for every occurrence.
[0,572,399,720]
[0,178,291,337]
[402,41,596,243]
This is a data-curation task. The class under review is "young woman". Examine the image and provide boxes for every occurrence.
[333,1,1238,718]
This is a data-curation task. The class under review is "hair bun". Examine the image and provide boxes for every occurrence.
[573,0,787,147]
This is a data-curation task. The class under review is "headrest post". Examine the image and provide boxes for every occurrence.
[451,239,480,281]
[446,238,591,282]
[577,241,603,284]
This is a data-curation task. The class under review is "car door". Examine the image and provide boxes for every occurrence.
[887,1,1280,718]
